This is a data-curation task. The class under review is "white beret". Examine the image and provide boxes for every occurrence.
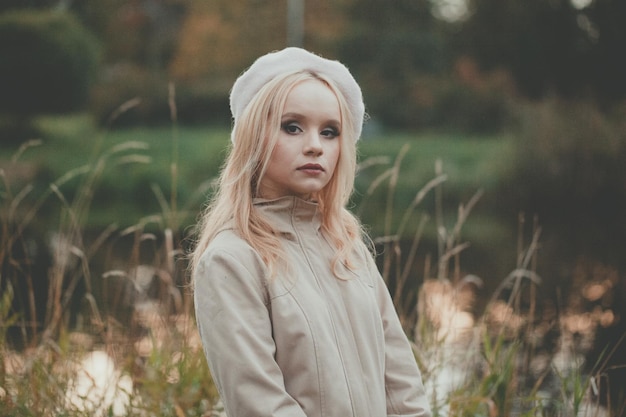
[229,47,365,141]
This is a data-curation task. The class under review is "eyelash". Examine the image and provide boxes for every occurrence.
[322,127,340,138]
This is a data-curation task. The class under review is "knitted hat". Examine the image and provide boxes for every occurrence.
[229,47,365,142]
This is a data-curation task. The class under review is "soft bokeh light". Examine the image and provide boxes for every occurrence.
[571,0,593,10]
[432,0,469,22]
[65,350,133,417]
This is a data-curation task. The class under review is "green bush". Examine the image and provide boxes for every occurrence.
[505,99,626,271]
[0,9,100,136]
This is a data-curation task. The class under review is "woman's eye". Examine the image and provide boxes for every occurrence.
[321,127,340,138]
[282,123,302,134]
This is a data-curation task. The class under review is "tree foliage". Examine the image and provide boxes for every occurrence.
[0,0,57,13]
[338,0,454,129]
[0,10,101,117]
[459,0,626,103]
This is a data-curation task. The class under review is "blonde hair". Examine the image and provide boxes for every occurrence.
[190,70,365,279]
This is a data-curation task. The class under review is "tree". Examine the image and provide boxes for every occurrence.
[585,0,626,103]
[338,0,452,128]
[458,0,626,103]
[0,0,58,13]
[0,9,100,141]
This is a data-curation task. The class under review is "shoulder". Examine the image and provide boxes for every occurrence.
[196,229,268,282]
[201,228,263,267]
[209,227,250,251]
[194,229,270,308]
[350,236,375,266]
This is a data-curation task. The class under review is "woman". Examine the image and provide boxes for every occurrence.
[191,47,431,417]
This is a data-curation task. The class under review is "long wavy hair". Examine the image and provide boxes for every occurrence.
[190,70,366,279]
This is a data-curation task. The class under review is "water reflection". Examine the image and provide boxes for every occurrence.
[418,278,612,416]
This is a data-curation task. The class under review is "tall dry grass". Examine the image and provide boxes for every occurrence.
[1,95,217,416]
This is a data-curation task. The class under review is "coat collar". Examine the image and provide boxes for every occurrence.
[253,196,322,237]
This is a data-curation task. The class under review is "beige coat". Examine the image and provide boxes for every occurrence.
[194,197,431,417]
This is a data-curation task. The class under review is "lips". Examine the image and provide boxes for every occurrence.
[297,163,324,172]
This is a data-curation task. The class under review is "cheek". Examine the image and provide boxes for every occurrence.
[268,142,287,164]
[327,143,341,173]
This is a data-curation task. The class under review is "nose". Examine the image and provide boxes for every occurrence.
[303,131,323,156]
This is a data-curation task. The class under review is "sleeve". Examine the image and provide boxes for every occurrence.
[365,252,432,417]
[193,246,307,417]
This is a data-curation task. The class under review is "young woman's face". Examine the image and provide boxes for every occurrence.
[259,79,341,200]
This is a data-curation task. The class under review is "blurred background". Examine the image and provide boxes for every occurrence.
[1,0,626,412]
